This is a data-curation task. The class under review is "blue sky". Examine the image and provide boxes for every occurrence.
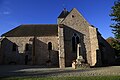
[0,0,116,39]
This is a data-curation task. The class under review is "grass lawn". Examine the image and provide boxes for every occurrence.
[0,76,120,80]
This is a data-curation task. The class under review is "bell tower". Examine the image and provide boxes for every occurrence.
[57,8,69,24]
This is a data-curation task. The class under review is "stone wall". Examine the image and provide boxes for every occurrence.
[61,8,92,66]
[58,25,65,68]
[57,18,64,24]
[1,36,59,67]
[64,26,85,67]
[98,35,115,65]
[88,26,99,66]
[35,36,59,67]
[2,37,33,64]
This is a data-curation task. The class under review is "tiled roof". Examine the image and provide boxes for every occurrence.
[1,24,58,37]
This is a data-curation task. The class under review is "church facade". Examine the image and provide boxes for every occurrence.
[0,8,115,68]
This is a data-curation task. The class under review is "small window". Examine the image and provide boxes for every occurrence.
[25,44,29,51]
[48,42,52,50]
[72,15,75,18]
[12,43,17,51]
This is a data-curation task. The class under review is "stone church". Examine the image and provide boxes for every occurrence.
[0,8,115,68]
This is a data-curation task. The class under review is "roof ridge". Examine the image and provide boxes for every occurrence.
[21,24,58,26]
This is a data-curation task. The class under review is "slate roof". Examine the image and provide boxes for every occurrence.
[0,38,4,42]
[1,24,58,37]
[58,9,69,18]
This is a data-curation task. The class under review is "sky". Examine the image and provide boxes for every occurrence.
[0,0,116,39]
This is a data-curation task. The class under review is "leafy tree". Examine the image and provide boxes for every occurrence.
[109,0,120,57]
[106,37,120,56]
[110,0,120,39]
[106,37,115,45]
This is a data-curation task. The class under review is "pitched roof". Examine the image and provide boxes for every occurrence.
[58,9,69,18]
[0,38,4,42]
[1,24,58,37]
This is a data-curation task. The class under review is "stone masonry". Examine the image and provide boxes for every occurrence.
[0,8,115,68]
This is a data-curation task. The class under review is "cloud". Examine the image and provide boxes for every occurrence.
[0,10,11,15]
[0,0,11,15]
[3,11,10,15]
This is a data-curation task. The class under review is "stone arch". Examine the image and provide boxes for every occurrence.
[48,42,52,50]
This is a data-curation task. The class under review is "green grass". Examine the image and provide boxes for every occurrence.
[1,76,120,80]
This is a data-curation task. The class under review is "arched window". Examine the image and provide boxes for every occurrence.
[74,33,77,36]
[72,33,80,52]
[72,36,75,52]
[25,44,29,51]
[76,36,80,44]
[48,42,52,50]
[12,43,16,51]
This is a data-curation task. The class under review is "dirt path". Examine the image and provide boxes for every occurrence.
[0,65,120,77]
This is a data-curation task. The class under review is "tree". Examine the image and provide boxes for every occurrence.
[110,0,120,57]
[106,37,120,56]
[106,37,115,45]
[110,0,120,39]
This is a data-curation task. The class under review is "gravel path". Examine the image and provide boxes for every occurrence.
[0,65,120,77]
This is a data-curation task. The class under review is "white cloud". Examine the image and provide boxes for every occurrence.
[0,11,11,15]
[3,11,10,15]
[0,0,11,15]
